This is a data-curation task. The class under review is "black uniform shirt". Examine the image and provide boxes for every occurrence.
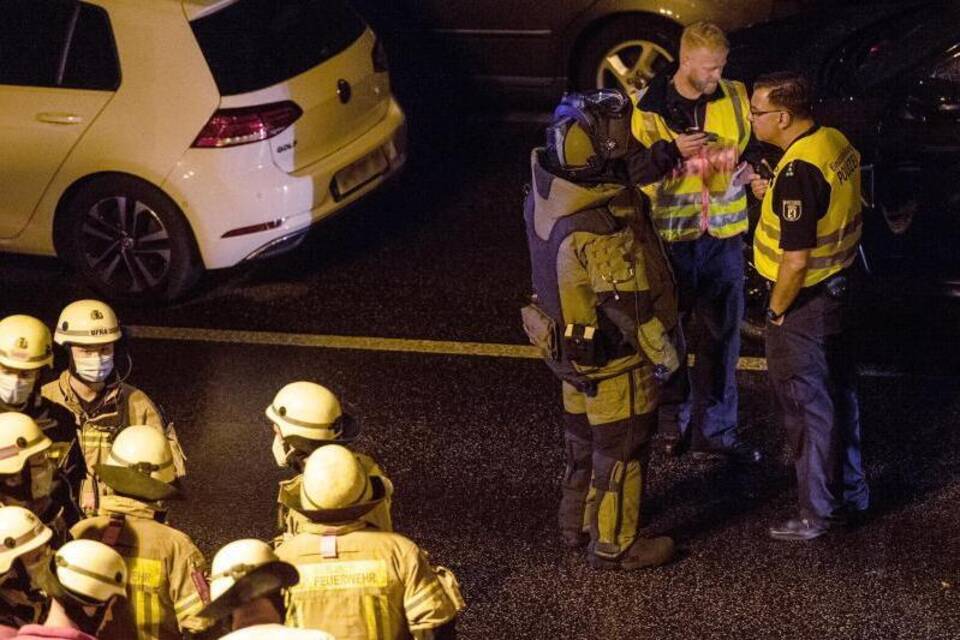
[772,126,831,251]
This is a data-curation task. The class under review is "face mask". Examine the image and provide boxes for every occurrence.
[272,433,292,469]
[74,353,114,383]
[0,371,35,406]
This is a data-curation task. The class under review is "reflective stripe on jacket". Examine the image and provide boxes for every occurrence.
[632,80,751,241]
[753,126,862,287]
[70,496,211,640]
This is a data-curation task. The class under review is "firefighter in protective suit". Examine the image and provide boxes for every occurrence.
[0,506,57,628]
[4,539,130,639]
[268,381,393,540]
[276,445,464,639]
[42,299,187,516]
[70,425,211,640]
[0,412,78,544]
[0,315,76,453]
[198,538,334,639]
[522,89,682,569]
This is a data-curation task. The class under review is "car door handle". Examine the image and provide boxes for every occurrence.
[36,112,84,125]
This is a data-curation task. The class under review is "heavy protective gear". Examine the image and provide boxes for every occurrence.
[199,538,299,622]
[95,425,179,501]
[0,507,54,628]
[53,300,121,346]
[55,539,127,602]
[632,80,752,242]
[71,494,212,640]
[546,89,635,179]
[0,315,54,371]
[42,370,186,516]
[266,381,359,448]
[754,127,862,288]
[277,523,461,639]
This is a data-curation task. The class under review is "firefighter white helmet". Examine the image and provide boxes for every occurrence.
[200,538,299,621]
[0,315,53,370]
[55,539,127,602]
[0,506,53,573]
[265,381,358,444]
[95,425,178,501]
[0,413,52,475]
[54,299,122,346]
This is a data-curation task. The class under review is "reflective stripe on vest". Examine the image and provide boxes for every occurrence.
[632,80,751,242]
[752,126,862,287]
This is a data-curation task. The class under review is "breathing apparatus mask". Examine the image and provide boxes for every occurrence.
[545,89,636,181]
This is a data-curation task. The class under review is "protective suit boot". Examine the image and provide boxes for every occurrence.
[588,536,675,570]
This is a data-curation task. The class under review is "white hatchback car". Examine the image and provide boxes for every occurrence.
[0,0,407,301]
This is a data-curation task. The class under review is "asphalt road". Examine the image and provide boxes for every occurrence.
[2,113,960,639]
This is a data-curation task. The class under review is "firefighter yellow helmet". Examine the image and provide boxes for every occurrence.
[55,539,127,602]
[0,413,52,475]
[95,425,178,501]
[200,538,299,621]
[0,506,53,573]
[265,381,358,444]
[53,299,122,346]
[0,315,53,370]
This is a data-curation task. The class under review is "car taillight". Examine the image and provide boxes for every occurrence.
[192,101,303,148]
[372,37,388,73]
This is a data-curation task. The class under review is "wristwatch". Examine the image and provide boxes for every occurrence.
[765,308,784,322]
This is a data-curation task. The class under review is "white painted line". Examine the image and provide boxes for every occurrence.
[127,325,931,378]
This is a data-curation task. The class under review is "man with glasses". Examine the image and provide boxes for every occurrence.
[632,21,761,464]
[749,71,869,541]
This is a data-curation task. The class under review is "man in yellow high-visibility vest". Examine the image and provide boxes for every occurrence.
[632,22,760,463]
[749,71,869,541]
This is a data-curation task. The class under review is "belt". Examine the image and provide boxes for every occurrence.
[764,268,853,307]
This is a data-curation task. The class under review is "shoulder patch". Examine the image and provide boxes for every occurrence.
[782,200,803,222]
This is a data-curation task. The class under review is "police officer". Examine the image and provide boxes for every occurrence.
[523,88,680,568]
[0,413,78,543]
[199,539,334,639]
[70,425,212,638]
[0,315,75,446]
[268,381,393,539]
[632,21,761,463]
[276,445,463,639]
[0,506,56,628]
[7,539,129,639]
[749,71,869,540]
[42,299,186,515]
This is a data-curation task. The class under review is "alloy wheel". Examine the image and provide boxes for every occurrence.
[79,196,172,294]
[595,39,675,94]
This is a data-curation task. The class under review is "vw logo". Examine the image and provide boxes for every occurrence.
[337,79,352,104]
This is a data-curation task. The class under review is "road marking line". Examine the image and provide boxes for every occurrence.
[127,325,930,378]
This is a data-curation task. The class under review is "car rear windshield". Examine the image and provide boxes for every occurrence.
[190,0,366,96]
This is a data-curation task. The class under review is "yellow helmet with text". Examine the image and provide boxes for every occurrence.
[0,315,53,370]
[54,299,122,346]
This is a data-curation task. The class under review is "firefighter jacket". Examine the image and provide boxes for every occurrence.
[41,371,186,514]
[632,76,752,242]
[753,126,862,287]
[70,495,211,640]
[277,451,393,540]
[276,520,460,640]
[522,148,678,404]
[0,571,46,629]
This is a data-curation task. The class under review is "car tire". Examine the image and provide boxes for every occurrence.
[61,175,203,303]
[573,16,681,94]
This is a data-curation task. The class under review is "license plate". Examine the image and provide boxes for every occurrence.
[333,148,389,199]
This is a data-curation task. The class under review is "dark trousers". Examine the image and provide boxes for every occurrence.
[659,234,744,448]
[765,290,869,522]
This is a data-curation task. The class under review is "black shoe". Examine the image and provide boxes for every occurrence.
[692,442,763,465]
[588,536,675,570]
[662,433,691,458]
[769,518,828,541]
[825,505,869,530]
[561,530,589,549]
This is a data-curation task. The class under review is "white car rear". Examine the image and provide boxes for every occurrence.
[0,0,406,301]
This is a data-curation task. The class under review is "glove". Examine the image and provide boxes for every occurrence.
[636,317,679,383]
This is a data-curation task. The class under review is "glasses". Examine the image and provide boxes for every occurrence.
[749,108,784,119]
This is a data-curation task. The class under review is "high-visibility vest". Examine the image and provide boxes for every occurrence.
[753,126,862,287]
[632,79,751,242]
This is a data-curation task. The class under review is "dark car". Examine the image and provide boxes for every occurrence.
[726,1,960,337]
[350,0,814,109]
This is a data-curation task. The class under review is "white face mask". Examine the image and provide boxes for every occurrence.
[0,371,36,405]
[272,433,291,468]
[74,353,114,383]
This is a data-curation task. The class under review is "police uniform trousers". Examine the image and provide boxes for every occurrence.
[559,366,658,559]
[765,286,869,523]
[659,234,744,448]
